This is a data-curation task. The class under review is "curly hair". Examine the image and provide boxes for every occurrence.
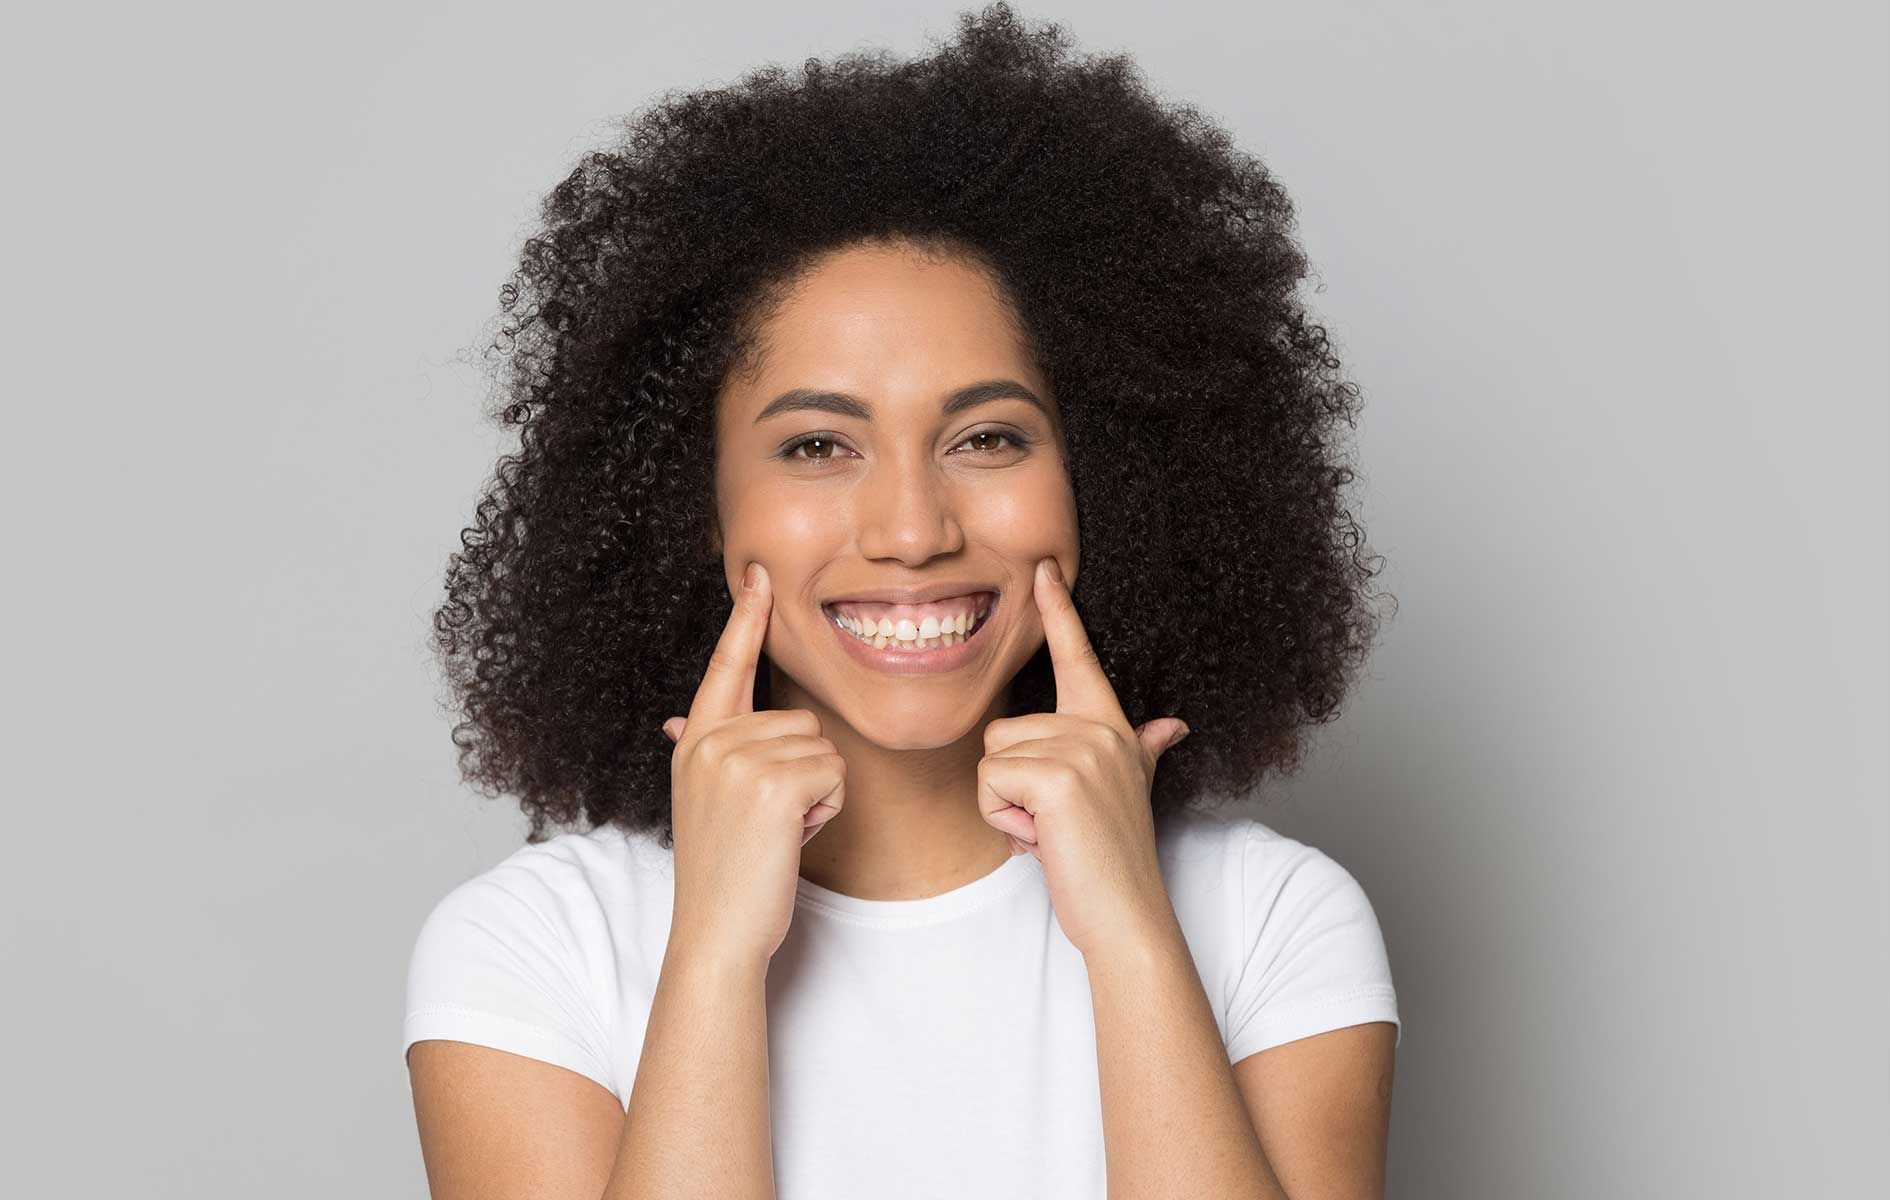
[431,2,1391,848]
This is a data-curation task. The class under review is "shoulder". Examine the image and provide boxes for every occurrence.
[437,822,659,915]
[402,823,671,1106]
[411,823,662,957]
[1157,806,1377,910]
[1154,806,1288,901]
[1157,807,1401,1060]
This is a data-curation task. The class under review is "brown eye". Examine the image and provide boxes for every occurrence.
[954,428,1027,455]
[779,434,853,463]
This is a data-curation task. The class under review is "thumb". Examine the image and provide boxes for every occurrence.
[1136,717,1190,763]
[662,716,686,744]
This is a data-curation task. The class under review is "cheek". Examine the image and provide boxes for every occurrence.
[968,471,1078,557]
[722,486,849,568]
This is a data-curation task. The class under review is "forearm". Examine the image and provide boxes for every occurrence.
[1086,910,1286,1200]
[607,936,775,1199]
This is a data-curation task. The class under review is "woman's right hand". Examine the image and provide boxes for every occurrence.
[659,561,846,970]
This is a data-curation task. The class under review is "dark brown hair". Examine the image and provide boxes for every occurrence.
[433,2,1393,846]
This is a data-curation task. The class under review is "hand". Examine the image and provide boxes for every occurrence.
[661,561,846,970]
[977,557,1191,959]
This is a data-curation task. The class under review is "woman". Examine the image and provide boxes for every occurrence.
[404,5,1400,1197]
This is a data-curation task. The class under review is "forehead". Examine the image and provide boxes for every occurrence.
[724,242,1042,412]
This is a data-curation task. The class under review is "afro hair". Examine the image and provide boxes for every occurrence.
[432,2,1392,846]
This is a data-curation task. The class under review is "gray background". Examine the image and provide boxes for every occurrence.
[4,1,1884,1195]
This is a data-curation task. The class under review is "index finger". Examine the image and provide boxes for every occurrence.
[686,560,772,726]
[1032,556,1124,720]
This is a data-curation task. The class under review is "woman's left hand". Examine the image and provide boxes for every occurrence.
[979,557,1191,959]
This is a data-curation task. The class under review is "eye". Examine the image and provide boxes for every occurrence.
[951,428,1031,457]
[777,434,858,464]
[776,427,1033,466]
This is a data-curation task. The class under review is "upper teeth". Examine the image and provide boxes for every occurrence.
[827,595,993,648]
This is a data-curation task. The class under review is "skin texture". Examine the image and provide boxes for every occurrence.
[411,240,1397,1198]
[707,240,1078,900]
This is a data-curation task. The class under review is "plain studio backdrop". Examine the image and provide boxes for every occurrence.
[2,1,1883,1195]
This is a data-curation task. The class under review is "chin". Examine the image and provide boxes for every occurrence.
[833,694,988,751]
[850,726,970,752]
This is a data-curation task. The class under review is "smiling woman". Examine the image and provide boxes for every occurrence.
[404,4,1399,1198]
[709,243,1079,753]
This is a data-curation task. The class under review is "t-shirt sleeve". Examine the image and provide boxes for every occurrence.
[402,868,619,1101]
[1223,827,1401,1063]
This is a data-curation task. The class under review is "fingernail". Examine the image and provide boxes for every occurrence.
[1042,558,1063,584]
[742,561,760,591]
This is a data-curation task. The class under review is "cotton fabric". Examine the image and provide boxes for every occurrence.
[402,808,1399,1197]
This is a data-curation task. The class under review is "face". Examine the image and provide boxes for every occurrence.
[712,240,1079,749]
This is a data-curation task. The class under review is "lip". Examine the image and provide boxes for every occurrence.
[820,579,1002,606]
[820,589,1002,676]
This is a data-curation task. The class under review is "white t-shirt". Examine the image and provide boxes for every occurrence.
[402,808,1399,1197]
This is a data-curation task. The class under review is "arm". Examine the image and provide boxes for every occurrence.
[1085,907,1395,1200]
[409,565,810,1199]
[407,934,775,1199]
[607,935,775,1198]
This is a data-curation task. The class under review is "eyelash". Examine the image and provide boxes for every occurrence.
[776,428,1031,464]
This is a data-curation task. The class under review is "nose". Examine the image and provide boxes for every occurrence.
[855,454,965,564]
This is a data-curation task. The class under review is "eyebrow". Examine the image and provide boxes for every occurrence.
[752,378,1049,425]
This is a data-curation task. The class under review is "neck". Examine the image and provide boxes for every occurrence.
[768,665,1019,901]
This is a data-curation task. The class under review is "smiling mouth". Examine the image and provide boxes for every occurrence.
[820,591,999,653]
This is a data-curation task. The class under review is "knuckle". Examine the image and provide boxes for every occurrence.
[721,744,757,780]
